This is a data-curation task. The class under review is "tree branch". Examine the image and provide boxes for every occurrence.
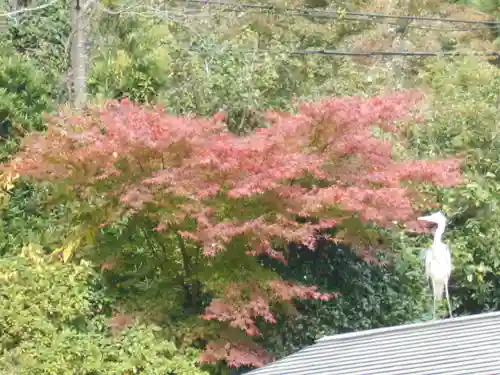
[0,0,56,17]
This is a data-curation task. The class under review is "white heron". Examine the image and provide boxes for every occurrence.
[417,211,453,319]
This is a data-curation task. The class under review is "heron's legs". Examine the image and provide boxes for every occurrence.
[445,281,452,318]
[431,279,436,320]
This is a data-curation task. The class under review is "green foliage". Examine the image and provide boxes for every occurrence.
[0,244,208,375]
[453,0,500,17]
[0,50,54,160]
[404,57,500,314]
[259,240,428,357]
[0,180,73,256]
[2,0,499,372]
[88,16,172,105]
[7,0,70,78]
[0,0,69,160]
[88,11,347,133]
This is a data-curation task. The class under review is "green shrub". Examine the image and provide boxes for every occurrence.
[0,244,208,375]
[0,50,54,160]
[404,57,500,314]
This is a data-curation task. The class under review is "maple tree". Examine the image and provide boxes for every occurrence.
[4,91,463,368]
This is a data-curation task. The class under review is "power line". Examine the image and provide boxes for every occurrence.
[181,8,491,32]
[90,36,498,59]
[2,0,498,30]
[0,0,57,17]
[5,1,496,60]
[185,42,500,59]
[289,49,500,57]
[93,3,495,34]
[193,0,500,26]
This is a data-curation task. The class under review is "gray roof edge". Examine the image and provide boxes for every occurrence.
[316,310,500,343]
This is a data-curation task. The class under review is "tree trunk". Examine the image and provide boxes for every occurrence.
[71,0,88,109]
[10,0,18,12]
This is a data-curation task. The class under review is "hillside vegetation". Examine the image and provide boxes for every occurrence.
[0,0,499,373]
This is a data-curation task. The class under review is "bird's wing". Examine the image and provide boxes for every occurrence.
[424,247,433,279]
[430,243,453,278]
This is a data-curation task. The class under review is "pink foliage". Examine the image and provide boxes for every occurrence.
[5,92,463,367]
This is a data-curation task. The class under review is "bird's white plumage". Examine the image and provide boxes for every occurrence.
[418,211,453,318]
[424,242,451,300]
[424,247,433,279]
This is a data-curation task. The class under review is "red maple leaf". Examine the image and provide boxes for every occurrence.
[4,91,463,368]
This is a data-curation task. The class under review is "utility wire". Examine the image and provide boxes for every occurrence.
[95,1,498,35]
[5,1,497,60]
[289,49,500,57]
[193,0,500,26]
[2,0,498,29]
[93,5,500,60]
[0,0,57,17]
[89,36,499,59]
[179,7,491,32]
[184,41,500,59]
[95,3,495,33]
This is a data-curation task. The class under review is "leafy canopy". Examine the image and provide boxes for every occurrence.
[5,92,463,367]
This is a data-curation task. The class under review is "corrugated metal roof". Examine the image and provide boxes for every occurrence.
[246,311,500,375]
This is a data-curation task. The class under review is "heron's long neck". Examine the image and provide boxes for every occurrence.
[433,223,446,245]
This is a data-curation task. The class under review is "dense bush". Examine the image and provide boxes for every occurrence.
[0,48,54,160]
[259,240,429,358]
[4,92,462,368]
[403,57,500,315]
[1,0,499,373]
[89,21,321,133]
[0,244,208,375]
